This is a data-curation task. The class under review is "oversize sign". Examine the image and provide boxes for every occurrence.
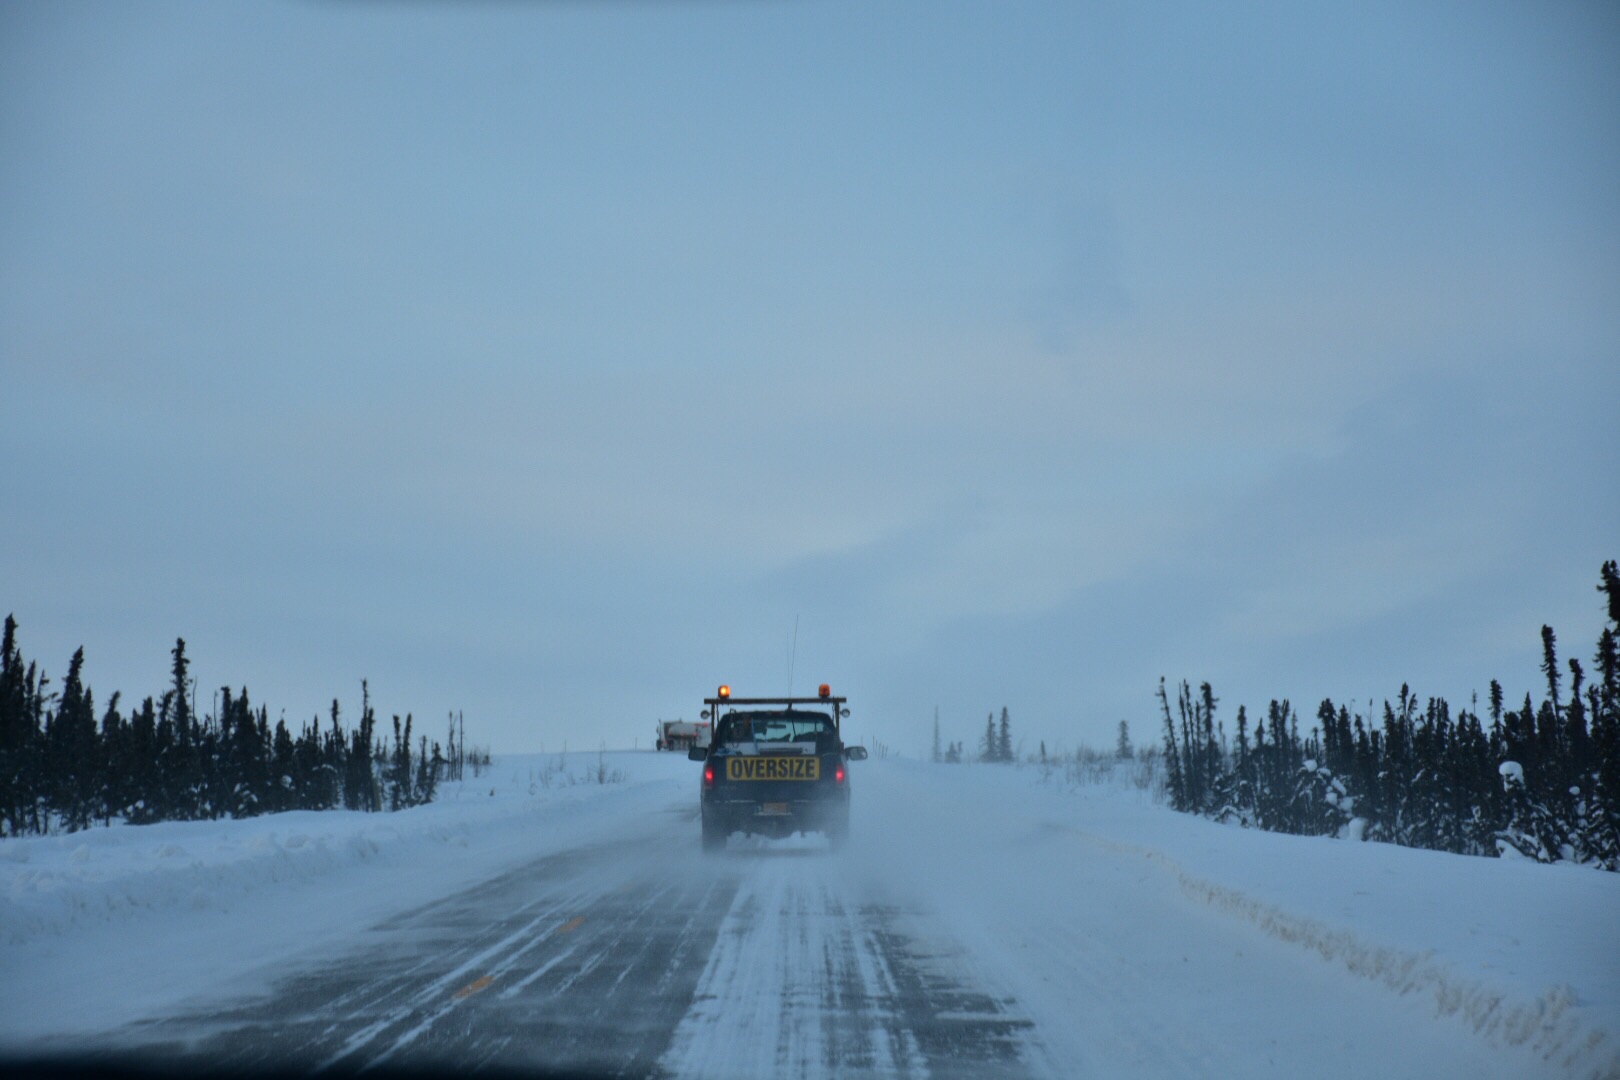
[725,756,820,781]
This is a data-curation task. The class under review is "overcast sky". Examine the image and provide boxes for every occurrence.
[4,0,1617,758]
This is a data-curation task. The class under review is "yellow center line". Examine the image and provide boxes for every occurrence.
[449,916,586,1000]
[453,974,494,999]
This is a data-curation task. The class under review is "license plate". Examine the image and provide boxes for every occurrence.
[760,802,790,816]
[726,756,820,781]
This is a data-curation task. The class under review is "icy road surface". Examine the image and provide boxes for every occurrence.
[4,753,1617,1078]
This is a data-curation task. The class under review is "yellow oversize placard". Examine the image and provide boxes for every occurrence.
[726,756,820,781]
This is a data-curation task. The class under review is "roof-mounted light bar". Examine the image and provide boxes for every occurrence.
[703,696,847,707]
[702,684,850,722]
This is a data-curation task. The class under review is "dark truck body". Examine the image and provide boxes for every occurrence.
[690,691,866,851]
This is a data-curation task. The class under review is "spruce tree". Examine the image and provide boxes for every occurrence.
[164,640,196,820]
[1567,660,1592,772]
[271,718,296,813]
[225,689,270,818]
[50,647,98,831]
[127,697,159,823]
[0,617,24,833]
[1596,629,1619,719]
[1158,678,1186,810]
[1601,559,1620,626]
[1541,625,1562,715]
[170,639,191,741]
[1178,681,1202,811]
[1233,705,1253,823]
[98,691,123,826]
[1591,579,1620,867]
[416,736,440,804]
[1199,683,1221,814]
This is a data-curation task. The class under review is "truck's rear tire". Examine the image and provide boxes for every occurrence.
[826,808,850,849]
[701,812,726,853]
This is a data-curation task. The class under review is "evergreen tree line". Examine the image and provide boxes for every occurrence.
[0,618,470,837]
[1159,562,1620,871]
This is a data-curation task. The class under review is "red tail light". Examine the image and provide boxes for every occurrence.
[834,764,846,783]
[703,765,715,786]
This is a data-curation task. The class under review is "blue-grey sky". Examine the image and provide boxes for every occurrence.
[4,1,1617,757]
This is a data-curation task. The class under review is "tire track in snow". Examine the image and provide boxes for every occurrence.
[656,851,1033,1080]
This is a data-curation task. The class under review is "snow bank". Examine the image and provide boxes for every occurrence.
[870,759,1620,1080]
[0,751,695,1040]
[0,751,676,948]
[1086,827,1607,1075]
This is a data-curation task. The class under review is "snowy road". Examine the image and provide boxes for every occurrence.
[6,754,1615,1078]
[95,807,1032,1078]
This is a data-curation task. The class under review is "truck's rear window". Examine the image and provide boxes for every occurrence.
[717,711,833,745]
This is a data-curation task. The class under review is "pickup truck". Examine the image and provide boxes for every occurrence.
[688,684,868,851]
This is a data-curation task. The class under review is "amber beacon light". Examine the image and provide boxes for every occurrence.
[818,683,831,699]
[717,684,731,699]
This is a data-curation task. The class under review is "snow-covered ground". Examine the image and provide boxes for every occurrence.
[2,751,1616,1078]
[855,759,1620,1078]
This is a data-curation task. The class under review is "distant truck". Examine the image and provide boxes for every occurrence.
[656,719,711,753]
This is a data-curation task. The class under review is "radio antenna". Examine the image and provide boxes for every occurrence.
[787,614,800,697]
